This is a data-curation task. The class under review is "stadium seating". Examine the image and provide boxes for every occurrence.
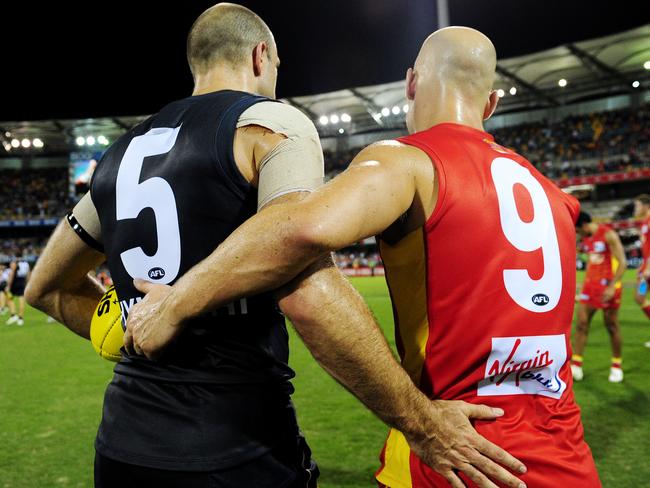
[0,168,68,220]
[324,103,650,179]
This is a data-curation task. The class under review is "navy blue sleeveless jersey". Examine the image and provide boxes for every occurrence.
[90,90,300,471]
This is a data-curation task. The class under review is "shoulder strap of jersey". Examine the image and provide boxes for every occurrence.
[213,93,272,199]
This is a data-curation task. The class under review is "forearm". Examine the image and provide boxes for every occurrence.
[165,161,414,323]
[606,231,627,284]
[609,249,627,284]
[30,277,104,339]
[612,258,627,283]
[276,257,433,438]
[164,204,323,322]
[25,220,106,339]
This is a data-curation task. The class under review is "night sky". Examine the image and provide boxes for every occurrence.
[2,0,648,121]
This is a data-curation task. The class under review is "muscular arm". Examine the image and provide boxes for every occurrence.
[164,142,427,323]
[276,256,438,440]
[606,229,627,284]
[25,220,106,339]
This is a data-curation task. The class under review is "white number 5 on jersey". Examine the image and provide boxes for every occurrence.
[116,126,182,285]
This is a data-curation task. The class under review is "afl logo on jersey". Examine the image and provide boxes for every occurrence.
[531,293,550,306]
[594,241,606,253]
[148,267,166,280]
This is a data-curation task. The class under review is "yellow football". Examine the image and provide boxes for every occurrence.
[90,285,123,362]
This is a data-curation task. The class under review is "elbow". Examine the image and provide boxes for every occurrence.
[278,289,314,326]
[294,220,333,256]
[24,281,40,307]
[24,280,48,310]
[278,278,327,326]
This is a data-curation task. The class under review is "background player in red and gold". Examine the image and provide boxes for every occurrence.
[126,27,600,487]
[632,194,650,340]
[572,211,627,383]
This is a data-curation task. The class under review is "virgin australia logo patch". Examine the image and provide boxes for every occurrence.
[477,334,567,399]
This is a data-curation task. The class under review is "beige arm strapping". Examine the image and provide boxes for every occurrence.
[237,101,324,209]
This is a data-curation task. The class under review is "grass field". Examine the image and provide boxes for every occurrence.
[0,271,649,487]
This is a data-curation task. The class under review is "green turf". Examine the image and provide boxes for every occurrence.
[0,271,648,487]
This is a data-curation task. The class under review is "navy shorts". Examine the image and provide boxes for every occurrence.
[94,436,319,488]
[10,277,25,297]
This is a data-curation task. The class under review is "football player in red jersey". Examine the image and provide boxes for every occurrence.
[126,27,601,487]
[572,211,627,383]
[633,194,650,346]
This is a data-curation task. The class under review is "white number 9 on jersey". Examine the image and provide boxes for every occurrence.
[491,157,562,313]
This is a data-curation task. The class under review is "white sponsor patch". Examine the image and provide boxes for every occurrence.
[478,334,567,399]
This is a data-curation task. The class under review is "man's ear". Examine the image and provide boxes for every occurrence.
[483,90,499,121]
[406,68,417,101]
[252,41,268,77]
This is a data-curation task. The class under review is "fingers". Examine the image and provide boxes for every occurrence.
[477,436,527,478]
[458,463,499,488]
[442,470,467,488]
[469,448,526,488]
[123,326,135,356]
[460,402,504,420]
[133,278,155,294]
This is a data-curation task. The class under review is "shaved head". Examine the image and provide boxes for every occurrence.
[406,26,498,133]
[187,3,275,76]
[416,27,496,100]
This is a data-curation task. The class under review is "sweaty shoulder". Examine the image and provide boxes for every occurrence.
[354,140,437,229]
[353,140,433,170]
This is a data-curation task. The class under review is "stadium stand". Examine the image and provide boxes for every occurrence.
[0,168,68,220]
[321,102,650,176]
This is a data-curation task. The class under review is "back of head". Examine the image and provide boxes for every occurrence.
[420,27,496,98]
[187,3,274,76]
[406,26,497,132]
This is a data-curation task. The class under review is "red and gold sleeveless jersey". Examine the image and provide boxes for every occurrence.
[375,123,600,488]
[581,224,619,286]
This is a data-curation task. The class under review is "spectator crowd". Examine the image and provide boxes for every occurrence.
[0,168,68,220]
[324,102,650,179]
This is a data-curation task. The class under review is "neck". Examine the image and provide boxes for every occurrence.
[414,86,485,133]
[192,66,257,96]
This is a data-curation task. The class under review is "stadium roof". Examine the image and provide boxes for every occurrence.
[295,24,650,136]
[1,24,649,156]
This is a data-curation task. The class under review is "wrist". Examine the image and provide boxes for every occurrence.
[394,390,439,441]
[160,288,191,327]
